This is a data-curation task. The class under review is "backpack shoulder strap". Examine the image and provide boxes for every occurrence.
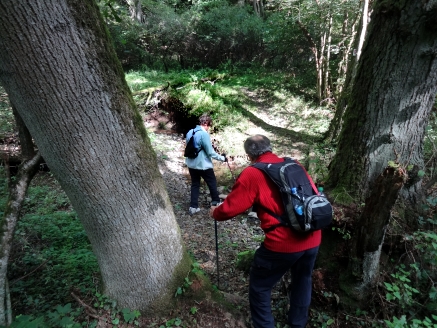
[251,160,294,232]
[192,128,204,152]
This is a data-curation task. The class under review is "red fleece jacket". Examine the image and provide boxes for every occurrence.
[213,152,321,253]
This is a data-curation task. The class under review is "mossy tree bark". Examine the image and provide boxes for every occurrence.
[0,0,190,314]
[327,0,437,204]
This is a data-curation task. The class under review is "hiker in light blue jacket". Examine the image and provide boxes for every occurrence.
[185,114,227,215]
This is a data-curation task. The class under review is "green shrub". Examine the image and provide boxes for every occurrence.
[383,209,437,326]
[9,176,99,316]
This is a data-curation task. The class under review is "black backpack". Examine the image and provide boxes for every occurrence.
[252,158,333,233]
[184,129,202,159]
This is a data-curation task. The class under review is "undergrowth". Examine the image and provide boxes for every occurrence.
[125,67,331,141]
[5,171,100,324]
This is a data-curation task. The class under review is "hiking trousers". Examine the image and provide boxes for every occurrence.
[249,244,319,328]
[188,168,220,208]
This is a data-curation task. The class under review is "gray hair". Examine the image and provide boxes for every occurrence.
[244,135,272,159]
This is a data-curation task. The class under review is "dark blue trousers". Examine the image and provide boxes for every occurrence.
[249,244,319,328]
[188,168,220,208]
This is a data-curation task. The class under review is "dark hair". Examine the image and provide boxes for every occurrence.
[199,114,212,126]
[244,135,272,159]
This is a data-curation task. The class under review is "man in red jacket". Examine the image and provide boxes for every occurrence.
[210,134,321,328]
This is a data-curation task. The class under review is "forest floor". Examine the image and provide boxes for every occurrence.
[140,107,346,328]
[1,84,369,327]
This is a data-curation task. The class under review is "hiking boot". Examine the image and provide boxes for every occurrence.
[189,207,200,215]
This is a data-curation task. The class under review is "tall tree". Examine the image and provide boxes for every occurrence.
[327,0,437,291]
[327,0,437,201]
[0,0,190,315]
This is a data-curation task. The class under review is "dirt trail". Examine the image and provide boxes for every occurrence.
[149,122,329,327]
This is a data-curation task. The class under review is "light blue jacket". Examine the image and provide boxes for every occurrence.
[185,125,225,170]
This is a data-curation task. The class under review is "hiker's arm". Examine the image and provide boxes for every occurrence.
[201,133,225,162]
[212,169,257,220]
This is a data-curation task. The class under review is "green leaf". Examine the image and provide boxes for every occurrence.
[384,282,393,291]
[59,316,75,326]
[56,303,72,315]
[122,308,140,323]
[429,288,437,300]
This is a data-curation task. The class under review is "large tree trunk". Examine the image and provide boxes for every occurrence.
[349,165,405,297]
[327,0,437,203]
[0,0,189,313]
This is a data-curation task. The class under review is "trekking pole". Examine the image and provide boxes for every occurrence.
[214,219,220,289]
[226,160,236,183]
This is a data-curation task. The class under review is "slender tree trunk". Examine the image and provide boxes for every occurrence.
[325,3,362,142]
[0,107,41,326]
[0,114,41,326]
[0,153,41,326]
[253,0,264,17]
[317,31,325,102]
[322,13,332,102]
[327,0,437,204]
[335,11,358,97]
[356,0,369,60]
[0,0,190,313]
[126,0,143,23]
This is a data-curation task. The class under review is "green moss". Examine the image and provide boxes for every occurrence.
[236,250,255,273]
